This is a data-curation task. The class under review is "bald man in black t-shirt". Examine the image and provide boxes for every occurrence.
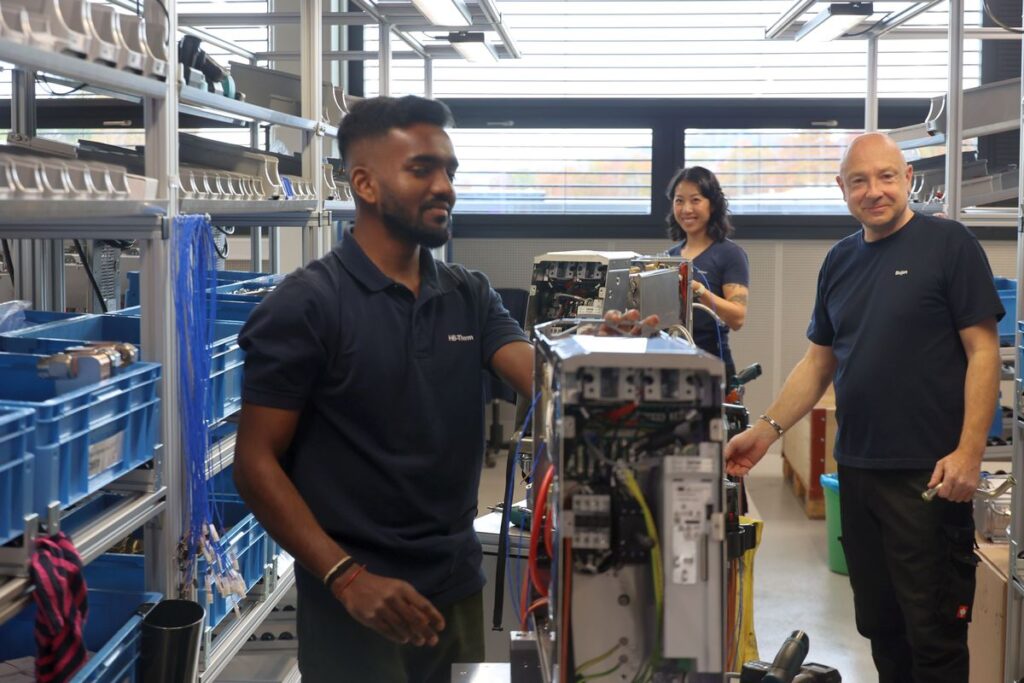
[725,132,1003,683]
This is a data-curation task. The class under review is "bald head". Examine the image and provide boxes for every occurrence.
[840,132,908,178]
[836,132,914,240]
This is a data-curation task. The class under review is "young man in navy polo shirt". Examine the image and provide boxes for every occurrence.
[232,96,538,682]
[725,132,1003,683]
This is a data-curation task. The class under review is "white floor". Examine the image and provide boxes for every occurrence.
[476,448,878,682]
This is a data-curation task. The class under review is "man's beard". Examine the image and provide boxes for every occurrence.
[381,198,451,249]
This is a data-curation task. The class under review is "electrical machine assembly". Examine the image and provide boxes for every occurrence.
[519,319,727,682]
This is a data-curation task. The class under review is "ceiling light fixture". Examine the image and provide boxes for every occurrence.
[448,31,498,63]
[796,2,873,42]
[411,0,472,28]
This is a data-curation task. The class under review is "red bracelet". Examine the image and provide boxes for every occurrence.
[337,564,366,596]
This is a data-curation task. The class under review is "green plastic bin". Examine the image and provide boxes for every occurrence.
[820,473,848,575]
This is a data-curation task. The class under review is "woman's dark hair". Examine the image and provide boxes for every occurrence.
[665,166,733,243]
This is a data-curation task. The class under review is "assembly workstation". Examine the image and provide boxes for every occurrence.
[0,1,1023,682]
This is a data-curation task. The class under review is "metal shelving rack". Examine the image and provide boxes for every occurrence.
[0,1,519,677]
[1007,1,1024,670]
[0,0,330,675]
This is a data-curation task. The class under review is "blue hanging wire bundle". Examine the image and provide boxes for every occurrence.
[173,215,246,614]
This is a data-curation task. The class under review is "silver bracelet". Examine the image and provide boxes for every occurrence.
[759,413,785,438]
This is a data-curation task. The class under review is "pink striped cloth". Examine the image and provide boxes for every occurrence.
[29,533,89,683]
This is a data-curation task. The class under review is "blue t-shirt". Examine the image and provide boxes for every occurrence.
[238,231,528,606]
[668,239,750,368]
[807,213,1004,469]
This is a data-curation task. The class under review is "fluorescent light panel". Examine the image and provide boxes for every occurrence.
[410,0,471,28]
[448,32,498,63]
[796,2,873,42]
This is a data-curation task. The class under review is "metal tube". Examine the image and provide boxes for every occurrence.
[269,227,280,273]
[425,57,433,99]
[379,22,391,96]
[11,69,36,138]
[765,0,816,40]
[49,240,64,311]
[476,0,521,59]
[945,0,964,220]
[865,37,878,132]
[142,0,181,600]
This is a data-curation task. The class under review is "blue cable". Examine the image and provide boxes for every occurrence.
[695,269,725,365]
[173,215,222,581]
[505,391,540,621]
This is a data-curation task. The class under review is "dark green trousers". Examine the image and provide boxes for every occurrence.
[296,569,484,683]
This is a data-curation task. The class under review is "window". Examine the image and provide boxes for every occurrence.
[449,128,651,215]
[685,129,858,214]
[685,129,977,214]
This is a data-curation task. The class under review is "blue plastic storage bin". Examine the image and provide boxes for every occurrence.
[125,269,270,307]
[198,466,271,630]
[0,314,244,423]
[0,581,160,683]
[0,352,160,517]
[115,299,259,324]
[0,407,34,545]
[214,274,284,303]
[995,277,1015,345]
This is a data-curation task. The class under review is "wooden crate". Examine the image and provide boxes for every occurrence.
[969,540,1008,683]
[780,388,836,519]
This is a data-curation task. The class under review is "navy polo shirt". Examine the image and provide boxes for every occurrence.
[668,239,749,368]
[238,230,528,606]
[807,213,1004,469]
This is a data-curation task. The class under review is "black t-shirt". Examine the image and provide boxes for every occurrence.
[238,231,529,606]
[806,212,1004,469]
[669,239,749,367]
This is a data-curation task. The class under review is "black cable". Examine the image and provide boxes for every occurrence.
[73,240,109,314]
[981,0,1024,33]
[1,239,14,289]
[36,74,86,97]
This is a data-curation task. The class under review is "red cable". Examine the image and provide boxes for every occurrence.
[528,464,555,599]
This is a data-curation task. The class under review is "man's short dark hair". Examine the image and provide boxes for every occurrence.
[338,95,455,168]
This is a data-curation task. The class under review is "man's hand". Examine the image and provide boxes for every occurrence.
[927,448,983,503]
[601,309,660,336]
[724,422,778,477]
[333,569,446,646]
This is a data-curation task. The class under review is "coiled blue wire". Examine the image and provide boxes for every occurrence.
[172,215,220,580]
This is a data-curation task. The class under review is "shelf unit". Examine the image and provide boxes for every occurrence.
[0,0,522,678]
[0,0,334,675]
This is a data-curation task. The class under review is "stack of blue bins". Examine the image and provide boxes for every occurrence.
[0,314,242,425]
[84,465,273,634]
[0,350,160,524]
[124,269,271,308]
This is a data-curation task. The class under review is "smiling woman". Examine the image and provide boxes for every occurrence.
[665,166,750,382]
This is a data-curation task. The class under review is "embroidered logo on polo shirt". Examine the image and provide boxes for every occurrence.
[448,334,475,342]
[895,270,909,276]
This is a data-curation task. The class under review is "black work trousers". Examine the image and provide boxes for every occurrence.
[295,566,485,683]
[838,465,977,683]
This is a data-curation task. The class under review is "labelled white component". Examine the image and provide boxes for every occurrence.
[88,3,140,71]
[141,10,168,78]
[7,0,90,55]
[659,454,724,667]
[80,1,117,64]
